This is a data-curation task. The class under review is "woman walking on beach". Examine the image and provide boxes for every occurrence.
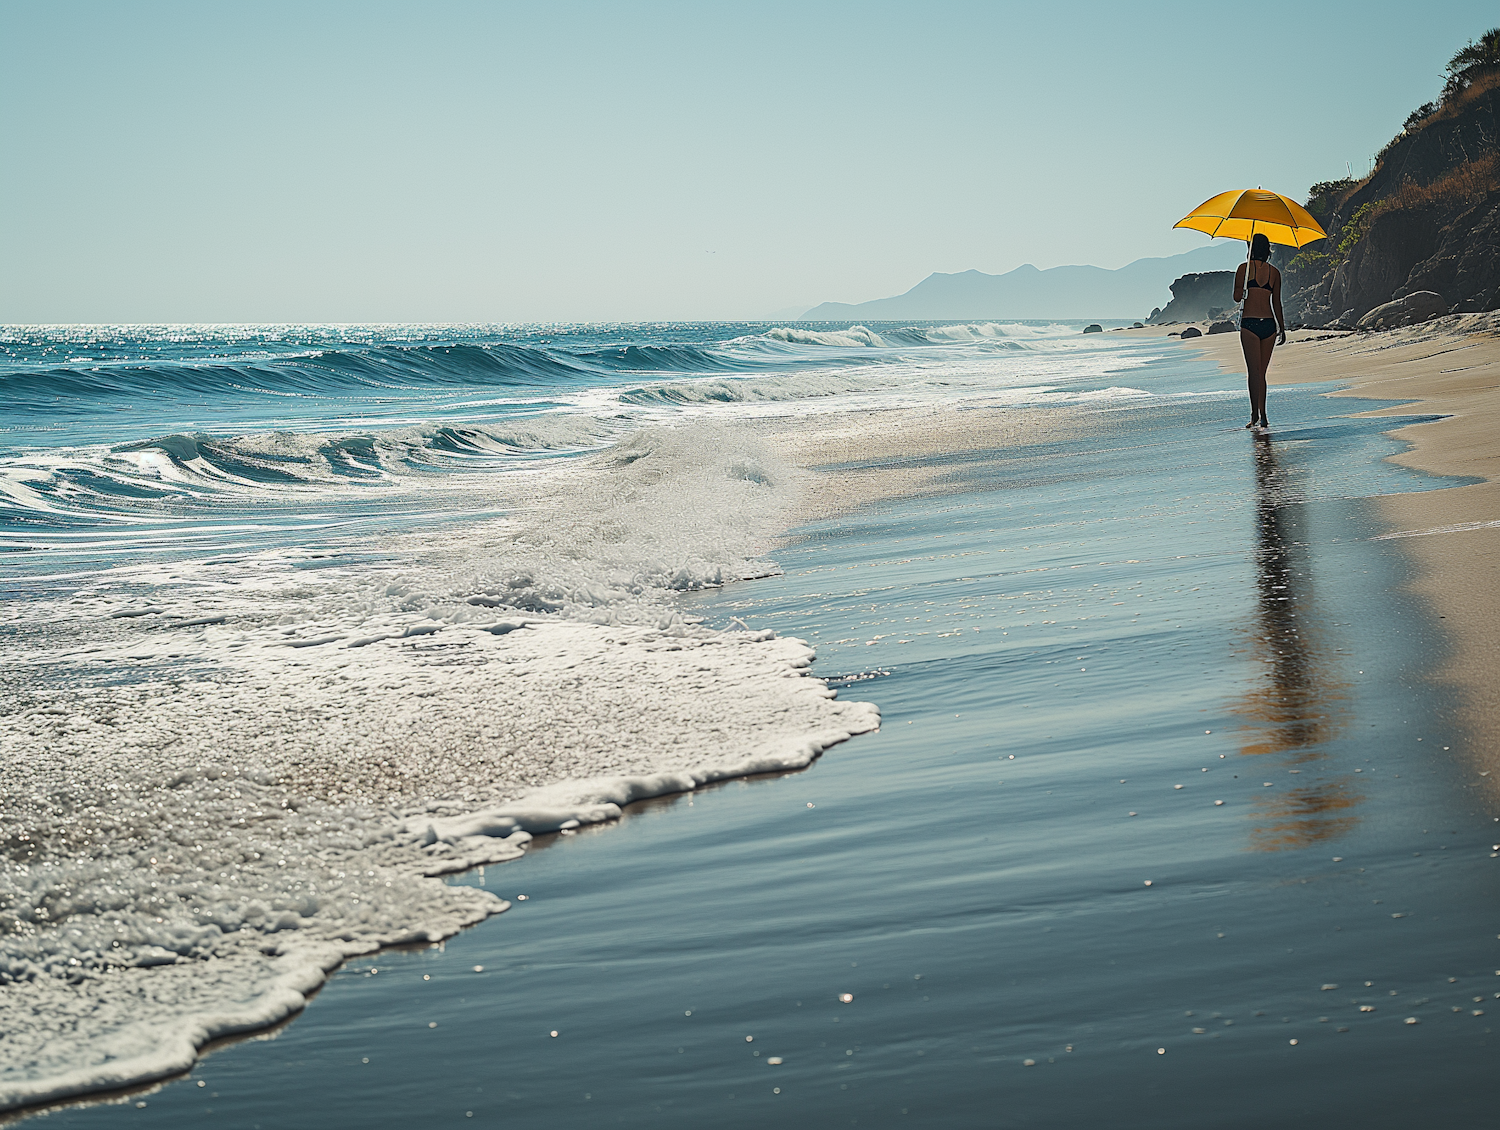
[1235,232,1285,428]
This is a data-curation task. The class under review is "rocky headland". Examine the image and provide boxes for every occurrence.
[1144,270,1234,324]
[1279,34,1499,327]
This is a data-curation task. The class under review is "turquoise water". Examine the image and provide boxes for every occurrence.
[35,383,1500,1127]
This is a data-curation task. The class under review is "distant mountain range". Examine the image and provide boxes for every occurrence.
[798,243,1246,321]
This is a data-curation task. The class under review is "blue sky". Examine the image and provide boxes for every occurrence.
[2,0,1494,322]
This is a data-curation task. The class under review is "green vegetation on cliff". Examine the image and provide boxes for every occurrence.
[1281,29,1500,325]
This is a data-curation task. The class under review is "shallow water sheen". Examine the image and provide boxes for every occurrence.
[40,389,1500,1128]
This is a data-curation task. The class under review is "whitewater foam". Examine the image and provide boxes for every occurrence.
[0,422,878,1112]
[764,325,887,348]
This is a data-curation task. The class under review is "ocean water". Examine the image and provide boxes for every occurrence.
[4,323,1497,1124]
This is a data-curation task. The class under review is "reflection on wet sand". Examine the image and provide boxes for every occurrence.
[1236,433,1360,850]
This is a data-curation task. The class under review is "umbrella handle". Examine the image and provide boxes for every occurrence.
[1241,224,1253,316]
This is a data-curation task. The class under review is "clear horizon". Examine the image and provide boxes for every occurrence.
[3,0,1493,323]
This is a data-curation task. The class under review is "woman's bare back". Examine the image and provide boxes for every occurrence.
[1236,261,1279,319]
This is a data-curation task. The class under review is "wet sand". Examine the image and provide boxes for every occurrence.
[1163,314,1500,775]
[758,404,1101,520]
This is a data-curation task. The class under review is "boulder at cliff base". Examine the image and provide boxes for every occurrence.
[1357,291,1447,331]
[1180,326,1202,339]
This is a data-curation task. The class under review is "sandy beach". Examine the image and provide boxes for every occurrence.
[1163,314,1500,775]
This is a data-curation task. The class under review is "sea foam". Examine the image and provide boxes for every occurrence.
[0,423,878,1112]
[764,325,887,348]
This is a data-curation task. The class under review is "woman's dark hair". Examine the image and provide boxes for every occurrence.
[1250,233,1271,261]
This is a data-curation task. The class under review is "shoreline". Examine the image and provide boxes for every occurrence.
[9,320,1496,1122]
[16,328,1499,1126]
[1162,313,1500,775]
[101,354,1498,1128]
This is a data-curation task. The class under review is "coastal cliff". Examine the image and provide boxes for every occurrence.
[1278,35,1500,326]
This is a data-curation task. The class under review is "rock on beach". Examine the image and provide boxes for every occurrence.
[1357,291,1447,331]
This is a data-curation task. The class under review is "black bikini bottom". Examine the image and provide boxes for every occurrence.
[1241,317,1278,340]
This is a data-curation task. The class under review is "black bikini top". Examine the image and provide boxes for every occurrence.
[1245,265,1273,289]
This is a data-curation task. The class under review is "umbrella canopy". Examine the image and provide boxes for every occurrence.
[1174,189,1327,248]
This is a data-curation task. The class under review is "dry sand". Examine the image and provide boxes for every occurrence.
[1165,313,1500,772]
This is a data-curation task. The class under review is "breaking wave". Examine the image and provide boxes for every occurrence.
[762,325,888,348]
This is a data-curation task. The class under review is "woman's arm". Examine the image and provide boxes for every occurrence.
[1272,268,1286,344]
[1233,263,1246,304]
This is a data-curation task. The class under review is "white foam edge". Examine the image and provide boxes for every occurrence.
[408,711,880,873]
[0,705,879,1115]
[0,918,483,1113]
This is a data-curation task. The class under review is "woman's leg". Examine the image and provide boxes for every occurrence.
[1256,334,1276,423]
[1241,330,1262,425]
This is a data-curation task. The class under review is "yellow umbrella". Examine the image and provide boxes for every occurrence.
[1173,188,1327,248]
[1173,189,1327,327]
